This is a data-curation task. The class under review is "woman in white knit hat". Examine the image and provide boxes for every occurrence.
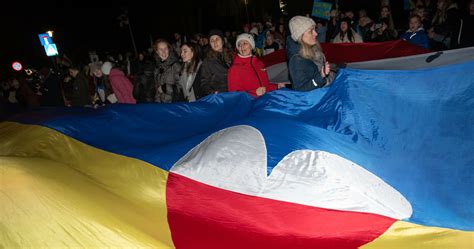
[227,33,286,98]
[288,15,334,91]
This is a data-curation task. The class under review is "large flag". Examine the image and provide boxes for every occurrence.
[1,60,473,248]
[347,46,474,70]
[320,40,431,64]
[261,40,432,83]
[261,40,431,67]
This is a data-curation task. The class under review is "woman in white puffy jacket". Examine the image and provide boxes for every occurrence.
[332,17,363,43]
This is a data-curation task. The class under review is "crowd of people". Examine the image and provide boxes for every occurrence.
[2,0,473,114]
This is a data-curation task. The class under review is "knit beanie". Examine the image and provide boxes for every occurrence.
[289,16,316,42]
[236,33,255,49]
[208,29,224,40]
[101,61,113,75]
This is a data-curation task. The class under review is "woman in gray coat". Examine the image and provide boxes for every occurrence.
[153,39,183,103]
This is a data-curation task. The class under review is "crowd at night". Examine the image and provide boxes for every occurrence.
[1,0,473,117]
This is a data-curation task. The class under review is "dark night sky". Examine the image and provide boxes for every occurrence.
[2,0,403,80]
[3,2,193,76]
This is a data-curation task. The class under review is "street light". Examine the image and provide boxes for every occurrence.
[46,30,54,38]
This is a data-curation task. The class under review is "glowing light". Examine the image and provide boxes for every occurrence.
[12,62,23,71]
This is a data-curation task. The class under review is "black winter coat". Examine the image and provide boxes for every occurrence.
[195,54,230,98]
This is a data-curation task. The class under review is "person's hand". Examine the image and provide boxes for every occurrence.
[157,85,164,93]
[277,82,289,89]
[324,61,330,76]
[256,87,266,96]
[381,23,387,31]
[428,28,435,39]
[320,61,330,78]
[370,24,376,31]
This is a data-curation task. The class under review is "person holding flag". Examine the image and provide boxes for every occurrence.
[288,16,335,91]
[228,33,285,98]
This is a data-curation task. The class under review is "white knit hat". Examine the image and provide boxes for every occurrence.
[236,33,255,49]
[289,16,316,42]
[101,61,113,75]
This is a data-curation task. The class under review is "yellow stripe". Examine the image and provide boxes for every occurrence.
[0,122,174,248]
[362,221,474,249]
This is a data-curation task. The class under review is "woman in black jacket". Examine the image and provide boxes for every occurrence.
[194,29,233,99]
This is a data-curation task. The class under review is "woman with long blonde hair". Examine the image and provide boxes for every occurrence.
[288,16,334,91]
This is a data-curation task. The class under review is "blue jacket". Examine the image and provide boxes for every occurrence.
[255,31,266,49]
[288,54,327,91]
[400,28,429,49]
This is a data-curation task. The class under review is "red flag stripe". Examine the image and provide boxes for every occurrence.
[167,173,396,249]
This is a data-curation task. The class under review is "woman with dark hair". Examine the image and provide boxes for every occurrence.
[332,17,363,43]
[153,39,183,103]
[195,29,233,98]
[288,16,335,91]
[179,42,202,102]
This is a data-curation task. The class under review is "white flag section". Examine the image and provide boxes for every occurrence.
[348,47,474,70]
[171,125,413,220]
[267,62,289,83]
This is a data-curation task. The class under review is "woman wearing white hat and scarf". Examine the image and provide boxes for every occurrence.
[228,33,286,98]
[288,16,335,91]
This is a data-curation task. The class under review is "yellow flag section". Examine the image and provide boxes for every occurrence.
[0,122,174,248]
[362,221,473,248]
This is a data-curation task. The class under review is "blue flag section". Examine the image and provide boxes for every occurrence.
[8,60,474,233]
